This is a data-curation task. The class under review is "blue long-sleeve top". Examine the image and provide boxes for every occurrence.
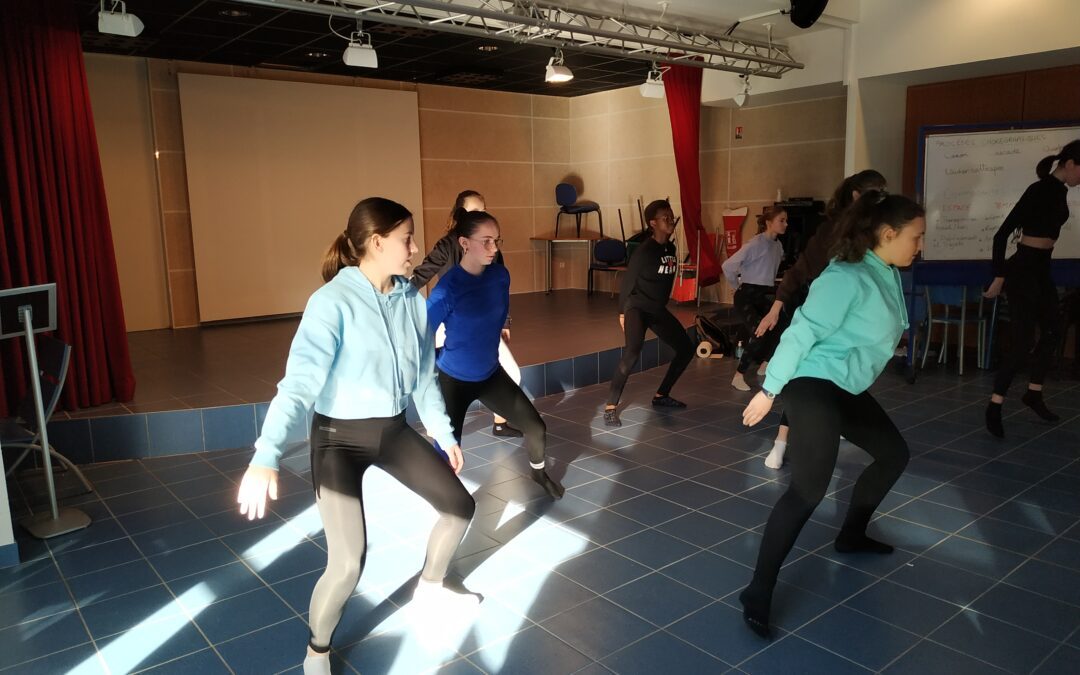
[763,250,908,396]
[721,233,784,288]
[249,268,456,470]
[427,264,510,382]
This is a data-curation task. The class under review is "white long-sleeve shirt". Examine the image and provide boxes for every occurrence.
[721,233,784,288]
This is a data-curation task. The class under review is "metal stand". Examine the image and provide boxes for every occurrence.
[1,284,90,539]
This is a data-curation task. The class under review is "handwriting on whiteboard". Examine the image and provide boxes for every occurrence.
[922,127,1080,261]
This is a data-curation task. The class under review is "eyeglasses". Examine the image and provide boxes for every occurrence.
[469,237,503,249]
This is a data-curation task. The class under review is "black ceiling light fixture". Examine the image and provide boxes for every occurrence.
[725,0,829,35]
[789,0,830,29]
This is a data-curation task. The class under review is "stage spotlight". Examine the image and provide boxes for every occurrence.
[98,0,143,37]
[343,31,378,68]
[545,50,573,83]
[734,76,751,107]
[639,65,665,98]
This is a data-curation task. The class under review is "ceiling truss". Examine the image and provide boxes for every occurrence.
[228,0,804,78]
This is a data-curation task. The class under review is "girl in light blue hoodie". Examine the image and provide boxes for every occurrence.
[236,198,476,675]
[738,192,925,639]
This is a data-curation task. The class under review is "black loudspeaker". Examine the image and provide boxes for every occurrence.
[789,0,829,29]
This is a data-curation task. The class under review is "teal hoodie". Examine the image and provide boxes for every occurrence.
[763,250,908,396]
[250,267,456,470]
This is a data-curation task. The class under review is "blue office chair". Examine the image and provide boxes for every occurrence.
[555,183,603,238]
[922,285,991,375]
[588,238,628,296]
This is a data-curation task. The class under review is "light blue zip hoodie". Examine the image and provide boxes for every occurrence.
[763,250,909,396]
[250,267,456,470]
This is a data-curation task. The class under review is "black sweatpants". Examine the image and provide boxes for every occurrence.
[734,284,785,374]
[608,306,695,406]
[993,245,1061,396]
[439,367,547,465]
[747,378,909,596]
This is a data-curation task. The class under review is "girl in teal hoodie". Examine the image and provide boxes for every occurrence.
[738,191,925,639]
[236,198,476,675]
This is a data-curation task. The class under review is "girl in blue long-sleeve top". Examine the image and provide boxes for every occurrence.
[236,198,477,675]
[428,209,565,499]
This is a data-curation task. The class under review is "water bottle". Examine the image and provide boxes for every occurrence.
[735,340,744,359]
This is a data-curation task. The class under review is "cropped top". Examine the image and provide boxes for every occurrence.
[991,176,1069,277]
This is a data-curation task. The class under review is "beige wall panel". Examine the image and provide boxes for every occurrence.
[163,212,195,270]
[357,77,406,91]
[574,162,611,205]
[501,250,537,294]
[169,269,200,327]
[570,115,611,164]
[418,84,531,116]
[532,164,574,209]
[421,160,532,212]
[606,86,666,115]
[147,59,178,90]
[700,149,731,205]
[150,88,184,153]
[156,152,190,214]
[732,97,846,146]
[532,95,570,119]
[84,54,170,332]
[610,156,681,208]
[490,206,534,253]
[533,118,571,163]
[179,74,425,321]
[569,90,611,118]
[247,67,356,87]
[730,141,845,203]
[422,207,451,250]
[609,105,673,160]
[420,110,532,162]
[534,205,561,237]
[700,106,732,151]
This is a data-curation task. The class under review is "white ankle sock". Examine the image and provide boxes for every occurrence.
[303,652,331,675]
[731,372,751,391]
[765,440,787,469]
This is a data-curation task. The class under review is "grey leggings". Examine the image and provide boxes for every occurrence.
[307,413,475,651]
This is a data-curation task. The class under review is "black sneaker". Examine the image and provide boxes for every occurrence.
[603,407,621,427]
[652,395,687,408]
[492,422,523,438]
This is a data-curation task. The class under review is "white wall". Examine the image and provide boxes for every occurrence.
[854,0,1080,80]
[701,27,848,107]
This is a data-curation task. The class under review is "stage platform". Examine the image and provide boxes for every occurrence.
[46,291,727,464]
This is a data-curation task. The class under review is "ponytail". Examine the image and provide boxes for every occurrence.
[1037,138,1080,179]
[321,232,358,283]
[830,190,924,263]
[825,169,887,222]
[446,189,484,232]
[1036,154,1060,180]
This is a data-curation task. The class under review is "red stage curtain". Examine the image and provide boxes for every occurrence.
[0,0,136,415]
[663,64,722,287]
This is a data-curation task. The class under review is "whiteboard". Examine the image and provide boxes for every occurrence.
[921,127,1080,261]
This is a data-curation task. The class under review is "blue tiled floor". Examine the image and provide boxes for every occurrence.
[4,357,1080,674]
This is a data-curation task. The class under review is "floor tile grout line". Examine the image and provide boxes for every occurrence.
[66,467,240,675]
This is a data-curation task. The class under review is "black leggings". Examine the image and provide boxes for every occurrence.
[734,284,785,374]
[439,367,547,465]
[608,307,695,406]
[307,413,474,649]
[748,378,909,595]
[993,245,1061,396]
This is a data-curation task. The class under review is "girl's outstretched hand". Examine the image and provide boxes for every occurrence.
[742,391,774,427]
